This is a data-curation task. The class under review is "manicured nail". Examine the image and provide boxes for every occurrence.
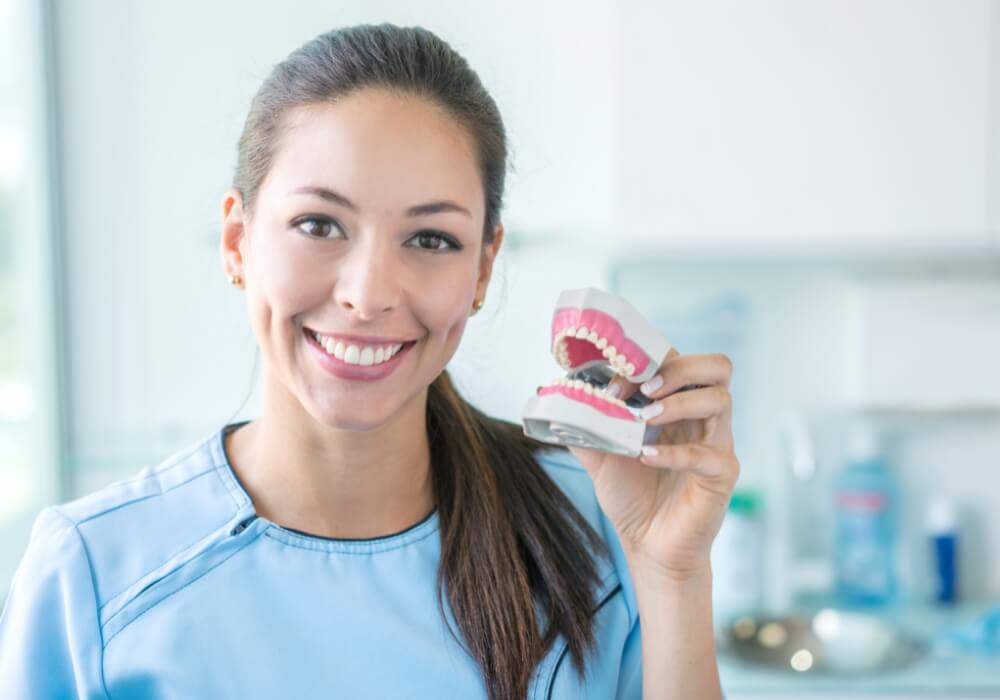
[607,383,623,398]
[640,375,663,396]
[641,446,659,457]
[639,403,663,421]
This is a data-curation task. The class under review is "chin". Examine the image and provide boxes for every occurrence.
[306,395,401,432]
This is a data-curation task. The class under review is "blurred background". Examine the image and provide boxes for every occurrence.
[2,0,999,696]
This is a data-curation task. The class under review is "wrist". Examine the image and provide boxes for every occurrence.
[623,544,713,589]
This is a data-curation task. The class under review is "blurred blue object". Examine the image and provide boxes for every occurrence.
[932,604,1000,657]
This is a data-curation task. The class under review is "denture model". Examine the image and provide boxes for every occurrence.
[521,288,674,457]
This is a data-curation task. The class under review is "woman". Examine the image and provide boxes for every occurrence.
[0,23,737,699]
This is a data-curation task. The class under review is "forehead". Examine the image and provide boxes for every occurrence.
[263,89,484,219]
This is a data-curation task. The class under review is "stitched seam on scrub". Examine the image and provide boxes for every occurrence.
[77,436,211,505]
[47,508,113,699]
[97,501,237,615]
[77,466,217,528]
[209,436,251,510]
[537,577,624,699]
[545,584,625,700]
[102,527,266,648]
[262,523,439,554]
[530,567,620,698]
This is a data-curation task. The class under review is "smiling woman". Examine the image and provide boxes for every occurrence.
[0,22,644,700]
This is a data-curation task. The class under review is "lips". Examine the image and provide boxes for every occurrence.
[303,327,416,381]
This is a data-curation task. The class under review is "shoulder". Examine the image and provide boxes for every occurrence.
[532,447,639,624]
[31,427,248,614]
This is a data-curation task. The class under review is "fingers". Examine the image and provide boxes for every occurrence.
[639,384,731,425]
[640,353,733,399]
[638,442,740,482]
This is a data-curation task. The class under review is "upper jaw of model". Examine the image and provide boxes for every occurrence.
[549,288,671,386]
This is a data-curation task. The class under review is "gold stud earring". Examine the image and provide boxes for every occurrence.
[471,298,484,314]
[229,274,243,288]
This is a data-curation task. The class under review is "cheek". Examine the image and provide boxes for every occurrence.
[415,275,475,343]
[249,240,329,326]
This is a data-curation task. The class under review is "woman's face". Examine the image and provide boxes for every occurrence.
[221,89,502,431]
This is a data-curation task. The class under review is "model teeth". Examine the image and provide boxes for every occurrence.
[310,330,403,366]
[552,325,645,380]
[547,376,629,408]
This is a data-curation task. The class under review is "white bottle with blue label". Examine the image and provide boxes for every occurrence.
[833,423,899,608]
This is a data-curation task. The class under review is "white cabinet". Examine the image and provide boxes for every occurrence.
[844,280,1000,408]
[613,0,996,250]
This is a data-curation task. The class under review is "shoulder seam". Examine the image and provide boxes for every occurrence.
[59,434,217,528]
[75,467,217,528]
[46,507,113,699]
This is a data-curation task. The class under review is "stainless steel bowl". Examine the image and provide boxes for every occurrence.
[718,609,927,674]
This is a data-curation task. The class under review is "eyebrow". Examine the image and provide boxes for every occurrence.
[290,186,471,218]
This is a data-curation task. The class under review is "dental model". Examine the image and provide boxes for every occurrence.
[521,288,674,457]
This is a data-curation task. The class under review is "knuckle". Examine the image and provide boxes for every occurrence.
[721,388,732,410]
[717,353,734,374]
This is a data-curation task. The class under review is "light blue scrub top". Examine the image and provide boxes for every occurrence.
[0,420,645,699]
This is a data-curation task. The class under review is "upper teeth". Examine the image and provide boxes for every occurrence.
[553,326,637,378]
[311,331,404,366]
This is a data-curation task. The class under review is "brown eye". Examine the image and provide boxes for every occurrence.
[407,231,461,252]
[294,216,342,239]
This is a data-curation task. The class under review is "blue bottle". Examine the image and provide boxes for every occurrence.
[925,498,959,604]
[833,424,899,607]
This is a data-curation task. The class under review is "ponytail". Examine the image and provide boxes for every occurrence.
[427,370,611,699]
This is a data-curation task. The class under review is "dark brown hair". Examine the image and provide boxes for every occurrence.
[231,24,611,700]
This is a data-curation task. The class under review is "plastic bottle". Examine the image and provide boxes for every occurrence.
[833,423,899,607]
[711,489,764,624]
[925,498,959,604]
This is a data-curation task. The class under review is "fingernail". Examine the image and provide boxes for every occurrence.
[607,383,623,398]
[641,446,659,457]
[640,375,663,396]
[639,403,663,421]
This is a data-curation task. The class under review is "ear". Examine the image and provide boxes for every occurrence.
[476,224,504,298]
[221,188,248,281]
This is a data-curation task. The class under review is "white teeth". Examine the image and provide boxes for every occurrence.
[312,331,406,366]
[547,376,628,408]
[554,326,641,382]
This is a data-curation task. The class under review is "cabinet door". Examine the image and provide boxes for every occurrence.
[615,0,993,249]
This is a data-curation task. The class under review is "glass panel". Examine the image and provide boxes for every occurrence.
[0,0,62,600]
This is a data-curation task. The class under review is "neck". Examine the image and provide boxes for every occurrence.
[225,372,435,540]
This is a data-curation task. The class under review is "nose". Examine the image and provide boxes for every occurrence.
[332,235,401,320]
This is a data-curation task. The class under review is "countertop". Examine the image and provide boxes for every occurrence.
[717,600,1000,698]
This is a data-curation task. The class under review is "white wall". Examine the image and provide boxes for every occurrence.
[47,1,1000,604]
